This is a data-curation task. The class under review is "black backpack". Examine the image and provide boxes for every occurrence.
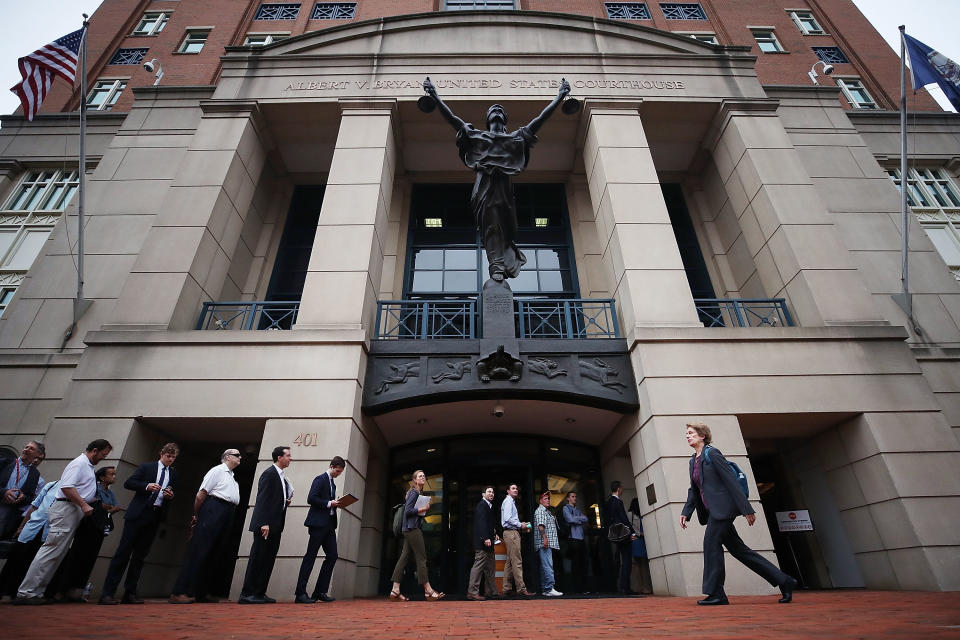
[391,502,404,536]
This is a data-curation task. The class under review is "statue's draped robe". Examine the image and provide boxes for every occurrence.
[456,123,537,280]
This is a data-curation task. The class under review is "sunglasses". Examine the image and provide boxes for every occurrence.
[227,452,242,458]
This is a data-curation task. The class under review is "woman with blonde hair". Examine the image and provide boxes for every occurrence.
[680,422,797,605]
[389,470,445,601]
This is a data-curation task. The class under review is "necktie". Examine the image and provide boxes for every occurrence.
[153,466,167,506]
[282,475,290,509]
[329,475,335,515]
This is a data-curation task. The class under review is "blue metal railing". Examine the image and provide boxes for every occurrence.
[375,300,477,340]
[516,298,620,339]
[694,298,793,327]
[196,301,300,330]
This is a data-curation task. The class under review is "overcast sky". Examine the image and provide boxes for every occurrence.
[0,0,956,118]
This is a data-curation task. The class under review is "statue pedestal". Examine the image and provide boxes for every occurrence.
[481,278,518,354]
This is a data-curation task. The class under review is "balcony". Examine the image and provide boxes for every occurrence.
[196,301,300,330]
[694,298,794,327]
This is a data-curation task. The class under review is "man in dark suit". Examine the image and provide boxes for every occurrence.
[467,485,499,600]
[604,480,637,595]
[0,441,43,539]
[98,443,178,605]
[239,446,292,604]
[294,455,345,604]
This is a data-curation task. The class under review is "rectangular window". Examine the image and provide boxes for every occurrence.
[445,0,515,10]
[605,3,651,19]
[1,170,80,315]
[109,48,149,65]
[311,2,356,19]
[788,10,824,35]
[836,78,876,109]
[751,29,784,53]
[86,80,127,111]
[178,30,210,54]
[244,33,290,46]
[255,3,301,19]
[660,3,707,20]
[679,32,718,44]
[133,11,169,36]
[887,167,960,279]
[813,46,849,64]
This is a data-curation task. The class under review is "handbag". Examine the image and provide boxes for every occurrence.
[607,522,631,542]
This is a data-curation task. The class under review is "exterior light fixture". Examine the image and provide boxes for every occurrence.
[143,58,164,86]
[808,59,835,85]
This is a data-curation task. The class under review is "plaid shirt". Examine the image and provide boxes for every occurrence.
[534,504,560,550]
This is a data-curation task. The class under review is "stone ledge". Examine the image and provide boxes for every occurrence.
[84,328,368,346]
[629,325,909,346]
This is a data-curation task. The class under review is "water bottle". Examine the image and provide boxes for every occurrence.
[82,582,92,602]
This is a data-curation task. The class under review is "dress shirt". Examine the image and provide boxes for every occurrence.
[18,481,58,543]
[55,453,97,502]
[534,504,560,550]
[199,462,240,505]
[563,504,589,540]
[274,464,292,507]
[153,460,172,506]
[501,494,522,530]
[4,457,31,491]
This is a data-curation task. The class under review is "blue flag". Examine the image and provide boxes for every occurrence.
[903,32,960,111]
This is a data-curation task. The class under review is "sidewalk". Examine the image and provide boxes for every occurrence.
[6,590,960,639]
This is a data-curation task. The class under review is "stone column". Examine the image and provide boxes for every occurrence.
[706,100,884,326]
[294,99,396,335]
[582,101,703,340]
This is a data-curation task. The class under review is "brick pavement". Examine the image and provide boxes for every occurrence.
[5,591,960,639]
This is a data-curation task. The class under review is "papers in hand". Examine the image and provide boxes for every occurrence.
[337,493,359,508]
[415,495,432,511]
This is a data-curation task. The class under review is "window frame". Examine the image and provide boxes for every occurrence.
[254,3,302,20]
[243,33,290,46]
[310,2,357,19]
[659,3,707,20]
[132,11,170,36]
[812,46,849,64]
[836,77,877,109]
[108,47,150,65]
[750,28,785,53]
[604,2,652,20]
[887,167,960,279]
[178,29,211,54]
[787,9,825,35]
[86,79,127,111]
[678,32,718,44]
[444,0,516,10]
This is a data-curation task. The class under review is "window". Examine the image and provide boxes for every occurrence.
[133,12,169,36]
[660,3,707,20]
[605,3,651,19]
[751,29,784,53]
[0,170,80,315]
[680,32,718,44]
[86,80,126,111]
[254,3,301,19]
[836,78,877,109]
[888,168,960,279]
[445,0,515,10]
[243,33,290,45]
[109,48,149,65]
[311,2,356,19]
[813,46,849,64]
[788,10,824,35]
[178,30,209,54]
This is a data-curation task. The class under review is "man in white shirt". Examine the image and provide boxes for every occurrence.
[500,483,534,597]
[15,438,112,605]
[170,448,242,604]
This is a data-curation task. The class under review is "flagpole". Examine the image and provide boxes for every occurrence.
[77,14,88,310]
[896,25,915,327]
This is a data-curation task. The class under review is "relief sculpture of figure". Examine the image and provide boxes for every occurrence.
[423,77,571,282]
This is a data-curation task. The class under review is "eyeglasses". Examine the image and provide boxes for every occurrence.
[227,452,242,458]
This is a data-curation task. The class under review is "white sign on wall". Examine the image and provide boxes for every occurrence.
[776,510,813,532]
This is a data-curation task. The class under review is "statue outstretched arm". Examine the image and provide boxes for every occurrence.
[424,77,466,132]
[525,78,571,135]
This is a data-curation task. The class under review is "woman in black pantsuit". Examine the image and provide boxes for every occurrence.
[389,470,445,601]
[680,422,797,605]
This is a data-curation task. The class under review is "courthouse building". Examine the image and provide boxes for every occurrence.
[1,0,959,599]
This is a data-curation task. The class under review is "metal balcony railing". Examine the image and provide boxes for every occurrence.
[694,298,794,327]
[375,300,478,339]
[516,298,620,339]
[196,301,300,330]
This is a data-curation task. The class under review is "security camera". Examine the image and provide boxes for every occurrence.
[143,59,156,73]
[492,404,505,418]
[823,64,835,75]
[144,58,164,86]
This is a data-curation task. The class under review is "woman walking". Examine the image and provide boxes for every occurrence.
[389,470,445,601]
[680,422,797,605]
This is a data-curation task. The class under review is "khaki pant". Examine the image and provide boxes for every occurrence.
[18,500,82,598]
[467,548,496,596]
[391,528,429,585]
[501,529,526,594]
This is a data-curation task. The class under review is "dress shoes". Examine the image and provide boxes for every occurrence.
[121,593,144,604]
[779,576,798,604]
[315,592,336,602]
[294,594,317,604]
[195,595,220,603]
[517,589,536,597]
[12,596,47,606]
[98,595,120,605]
[619,589,639,596]
[238,595,266,604]
[260,595,277,604]
[466,593,486,601]
[168,594,195,604]
[696,595,730,606]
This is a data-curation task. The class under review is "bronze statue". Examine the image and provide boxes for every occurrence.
[422,77,571,283]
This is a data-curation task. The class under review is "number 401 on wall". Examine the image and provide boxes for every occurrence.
[294,433,318,446]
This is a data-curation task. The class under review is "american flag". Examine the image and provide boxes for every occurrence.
[10,27,85,121]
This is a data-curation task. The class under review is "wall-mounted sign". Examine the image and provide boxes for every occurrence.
[776,510,813,532]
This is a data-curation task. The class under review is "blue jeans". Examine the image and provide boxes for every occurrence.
[538,547,555,592]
